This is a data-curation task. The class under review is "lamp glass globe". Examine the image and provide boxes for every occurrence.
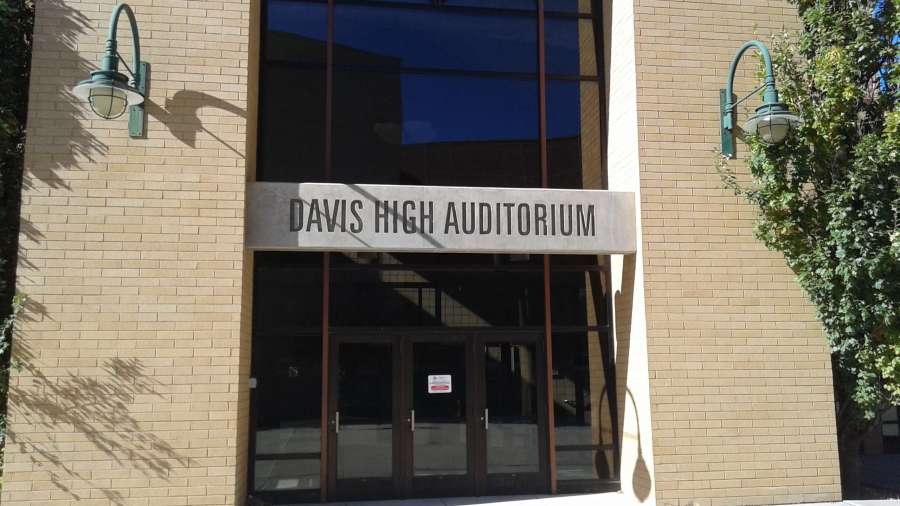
[756,115,791,143]
[88,85,129,119]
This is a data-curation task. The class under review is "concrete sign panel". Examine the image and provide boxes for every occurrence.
[245,182,636,255]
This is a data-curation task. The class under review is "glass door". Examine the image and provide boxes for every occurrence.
[406,339,474,497]
[329,339,397,500]
[478,337,548,495]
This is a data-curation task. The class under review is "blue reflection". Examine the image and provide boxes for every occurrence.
[546,17,580,75]
[547,80,579,139]
[267,0,327,43]
[398,75,538,144]
[335,5,537,72]
[360,0,537,10]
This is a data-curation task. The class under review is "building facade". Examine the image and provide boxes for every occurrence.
[4,0,842,505]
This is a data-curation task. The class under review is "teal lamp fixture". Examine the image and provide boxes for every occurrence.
[720,40,801,158]
[73,3,149,138]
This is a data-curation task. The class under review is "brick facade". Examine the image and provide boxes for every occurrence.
[626,0,842,504]
[3,0,251,503]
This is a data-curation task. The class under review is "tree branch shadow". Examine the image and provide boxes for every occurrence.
[24,0,109,191]
[8,339,197,504]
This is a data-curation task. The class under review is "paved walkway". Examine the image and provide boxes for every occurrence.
[315,496,900,506]
[322,495,617,506]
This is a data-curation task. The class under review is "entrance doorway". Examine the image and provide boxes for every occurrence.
[327,333,548,501]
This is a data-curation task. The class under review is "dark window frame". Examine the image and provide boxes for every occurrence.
[251,0,618,501]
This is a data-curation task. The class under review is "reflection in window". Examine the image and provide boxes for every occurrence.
[546,18,598,76]
[548,80,602,189]
[259,67,326,182]
[330,262,545,328]
[485,342,540,474]
[334,4,537,73]
[266,0,327,63]
[332,72,540,187]
[553,331,615,482]
[252,253,323,494]
[550,268,608,327]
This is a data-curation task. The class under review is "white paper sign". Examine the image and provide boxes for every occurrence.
[427,375,452,394]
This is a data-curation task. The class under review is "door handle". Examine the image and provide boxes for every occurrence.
[484,408,489,430]
[334,411,340,434]
[410,409,415,432]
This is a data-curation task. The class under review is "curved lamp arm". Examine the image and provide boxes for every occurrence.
[100,3,142,84]
[720,39,798,158]
[723,40,778,130]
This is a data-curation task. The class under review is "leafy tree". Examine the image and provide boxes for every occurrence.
[0,0,34,475]
[718,0,898,496]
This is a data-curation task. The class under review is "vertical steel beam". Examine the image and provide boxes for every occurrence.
[537,0,558,494]
[320,0,335,501]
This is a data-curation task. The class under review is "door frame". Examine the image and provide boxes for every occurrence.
[472,332,550,496]
[404,334,476,498]
[326,334,402,501]
[326,329,549,501]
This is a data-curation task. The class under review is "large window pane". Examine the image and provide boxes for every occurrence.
[485,342,540,474]
[337,342,394,479]
[552,330,615,481]
[556,449,615,481]
[546,18,598,76]
[253,252,323,333]
[330,265,545,327]
[335,4,536,73]
[266,0,327,64]
[259,68,326,182]
[333,72,540,187]
[347,0,537,10]
[548,80,602,189]
[413,342,468,476]
[550,269,608,327]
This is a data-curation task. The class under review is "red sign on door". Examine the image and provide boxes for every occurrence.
[427,374,452,394]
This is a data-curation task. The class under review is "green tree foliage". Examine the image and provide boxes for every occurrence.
[0,0,33,449]
[719,0,898,494]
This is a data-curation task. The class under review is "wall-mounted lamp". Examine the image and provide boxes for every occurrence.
[720,40,801,158]
[73,3,149,138]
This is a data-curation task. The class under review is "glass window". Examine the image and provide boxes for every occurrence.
[550,269,608,327]
[546,18,598,76]
[339,0,538,12]
[336,342,394,479]
[258,67,326,182]
[253,252,323,333]
[547,80,603,189]
[333,72,540,187]
[330,265,545,327]
[334,4,538,73]
[552,330,616,482]
[544,0,592,13]
[252,252,324,493]
[556,448,615,481]
[266,0,328,64]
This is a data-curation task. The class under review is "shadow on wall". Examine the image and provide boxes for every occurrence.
[8,2,199,504]
[614,254,653,502]
[16,0,109,274]
[25,0,108,188]
[8,329,196,505]
[146,90,247,157]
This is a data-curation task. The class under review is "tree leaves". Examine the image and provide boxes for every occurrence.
[720,0,899,424]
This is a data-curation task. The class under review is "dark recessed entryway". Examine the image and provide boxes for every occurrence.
[329,333,548,501]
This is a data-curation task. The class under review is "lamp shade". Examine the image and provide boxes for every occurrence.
[73,70,145,120]
[743,102,802,144]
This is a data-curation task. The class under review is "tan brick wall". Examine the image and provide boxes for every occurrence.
[625,0,842,504]
[3,0,252,504]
